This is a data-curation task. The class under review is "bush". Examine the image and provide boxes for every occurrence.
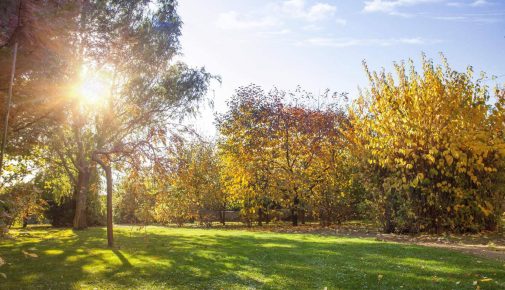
[351,55,505,233]
[0,182,47,229]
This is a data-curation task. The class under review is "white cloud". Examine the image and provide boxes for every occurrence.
[217,11,278,30]
[471,0,489,6]
[280,0,337,21]
[363,0,441,15]
[435,1,501,22]
[435,15,466,20]
[217,1,343,33]
[308,3,338,20]
[447,0,491,7]
[434,13,502,23]
[301,36,440,47]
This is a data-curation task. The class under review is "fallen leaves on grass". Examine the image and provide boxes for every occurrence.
[22,250,38,258]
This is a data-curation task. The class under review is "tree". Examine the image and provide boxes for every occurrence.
[218,85,357,226]
[114,169,156,225]
[154,138,225,226]
[351,55,505,233]
[75,0,214,246]
[218,86,279,226]
[0,0,78,184]
[303,107,365,226]
[2,0,214,246]
[1,1,213,244]
[0,179,47,229]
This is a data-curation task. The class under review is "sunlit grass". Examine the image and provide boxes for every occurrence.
[0,225,504,289]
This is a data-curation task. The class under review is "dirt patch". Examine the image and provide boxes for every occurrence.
[375,233,505,261]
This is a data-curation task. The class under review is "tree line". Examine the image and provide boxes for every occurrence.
[116,58,505,234]
[0,1,504,245]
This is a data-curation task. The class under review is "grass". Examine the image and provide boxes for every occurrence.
[0,225,504,289]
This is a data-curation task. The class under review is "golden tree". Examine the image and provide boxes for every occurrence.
[351,55,505,233]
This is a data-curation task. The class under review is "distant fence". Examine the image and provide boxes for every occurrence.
[197,209,317,224]
[198,210,241,223]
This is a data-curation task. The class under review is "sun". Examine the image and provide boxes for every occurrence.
[78,78,106,104]
[75,65,110,105]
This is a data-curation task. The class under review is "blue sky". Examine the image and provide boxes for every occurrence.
[177,0,505,135]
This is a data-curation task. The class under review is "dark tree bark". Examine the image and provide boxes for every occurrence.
[73,168,91,230]
[383,194,394,233]
[257,207,263,226]
[291,195,299,226]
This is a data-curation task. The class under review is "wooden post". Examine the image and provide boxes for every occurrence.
[0,42,18,179]
[93,153,114,247]
[105,164,114,247]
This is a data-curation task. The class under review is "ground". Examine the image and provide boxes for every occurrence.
[1,225,504,289]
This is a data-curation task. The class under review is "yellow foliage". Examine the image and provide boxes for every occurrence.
[351,55,505,232]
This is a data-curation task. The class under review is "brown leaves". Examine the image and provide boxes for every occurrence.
[22,250,38,258]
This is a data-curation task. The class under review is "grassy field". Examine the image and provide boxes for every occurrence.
[0,226,504,289]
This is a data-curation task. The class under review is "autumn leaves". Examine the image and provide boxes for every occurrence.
[352,56,505,233]
[217,56,505,233]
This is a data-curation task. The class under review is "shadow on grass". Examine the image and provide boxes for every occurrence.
[1,226,504,289]
[112,249,132,267]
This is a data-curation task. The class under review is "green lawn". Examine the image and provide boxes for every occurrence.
[0,226,504,289]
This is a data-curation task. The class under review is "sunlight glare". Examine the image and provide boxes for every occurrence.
[76,65,110,105]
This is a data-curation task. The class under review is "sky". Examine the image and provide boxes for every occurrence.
[177,0,505,136]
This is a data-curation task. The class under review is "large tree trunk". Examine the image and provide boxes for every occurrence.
[291,209,298,226]
[291,195,299,226]
[383,194,394,233]
[73,168,90,230]
[258,207,263,226]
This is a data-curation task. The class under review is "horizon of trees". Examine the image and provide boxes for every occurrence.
[1,1,504,247]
